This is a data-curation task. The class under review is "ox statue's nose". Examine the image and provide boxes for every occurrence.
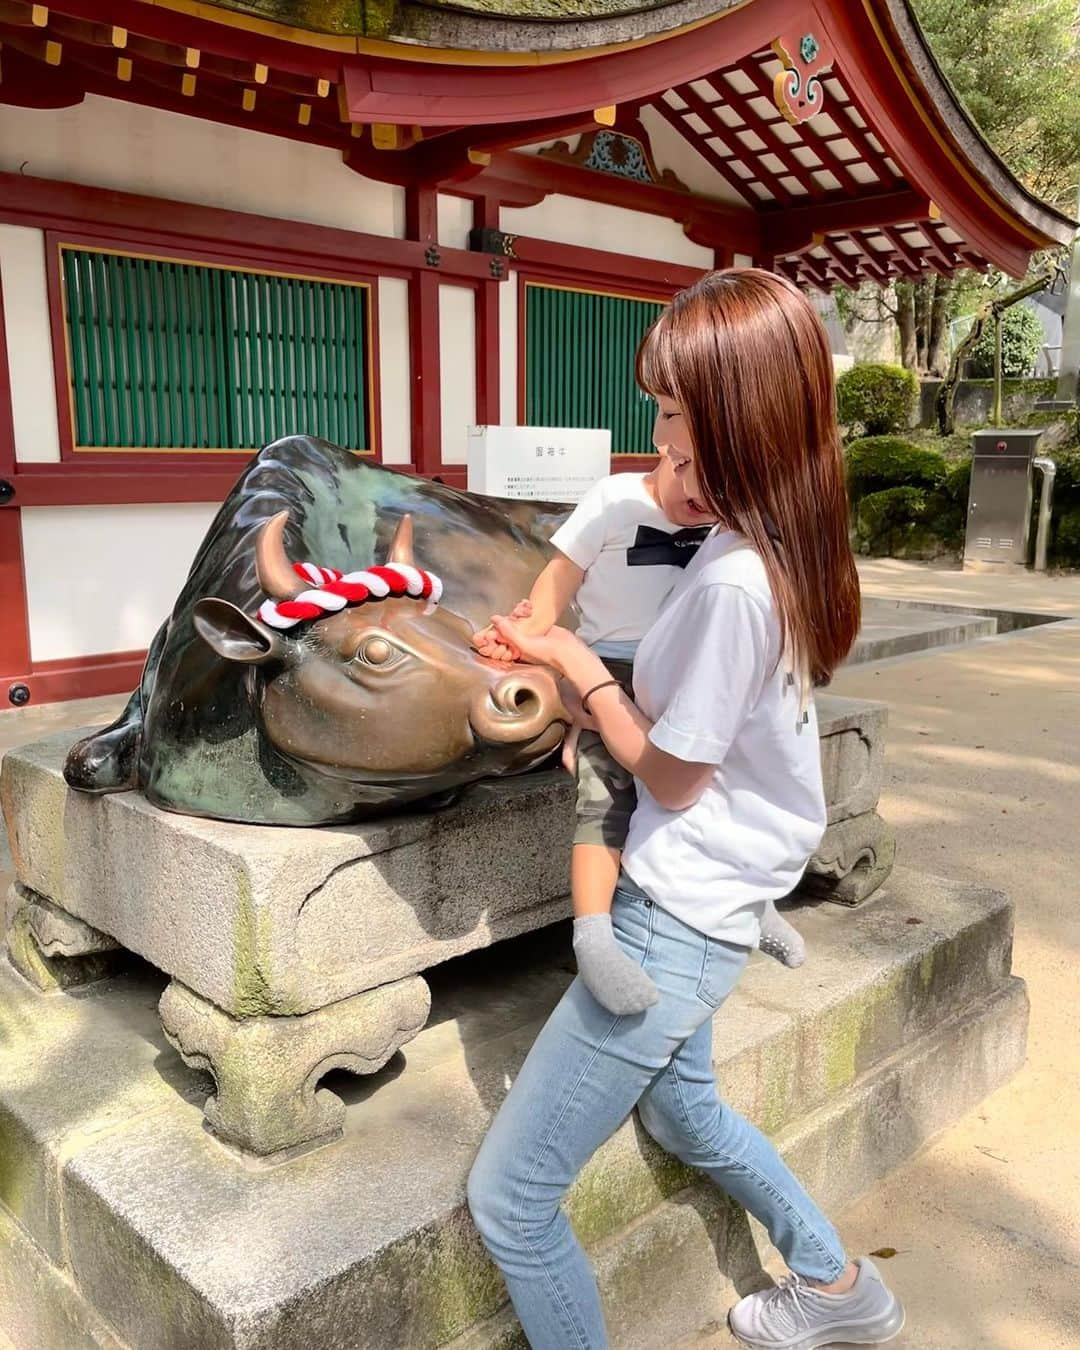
[471,667,568,746]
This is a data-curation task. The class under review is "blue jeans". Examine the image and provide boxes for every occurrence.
[467,875,847,1349]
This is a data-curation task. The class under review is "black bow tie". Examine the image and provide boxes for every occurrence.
[626,524,712,569]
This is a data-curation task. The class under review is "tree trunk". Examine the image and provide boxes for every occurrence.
[895,282,918,370]
[927,276,953,377]
[913,278,932,372]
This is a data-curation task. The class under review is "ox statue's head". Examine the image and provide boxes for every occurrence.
[191,512,569,793]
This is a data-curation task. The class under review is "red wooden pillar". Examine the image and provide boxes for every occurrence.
[406,186,442,476]
[0,271,32,705]
[473,194,501,426]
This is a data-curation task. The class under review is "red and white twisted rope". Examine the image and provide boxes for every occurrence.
[258,560,443,630]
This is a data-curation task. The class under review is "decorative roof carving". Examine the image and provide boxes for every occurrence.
[539,130,689,192]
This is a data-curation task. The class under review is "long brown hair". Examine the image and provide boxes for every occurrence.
[636,268,860,686]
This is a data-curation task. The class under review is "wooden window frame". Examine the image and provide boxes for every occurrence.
[517,271,675,464]
[45,230,383,469]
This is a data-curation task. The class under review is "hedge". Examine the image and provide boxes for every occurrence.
[837,363,919,436]
[845,436,948,500]
[1049,449,1080,566]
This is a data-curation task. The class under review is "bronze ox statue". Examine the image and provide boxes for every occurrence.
[64,436,577,825]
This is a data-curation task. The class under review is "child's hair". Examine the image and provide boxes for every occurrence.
[635,267,860,688]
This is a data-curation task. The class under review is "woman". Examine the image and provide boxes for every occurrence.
[466,269,905,1350]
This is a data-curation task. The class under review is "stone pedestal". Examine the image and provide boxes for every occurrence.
[0,870,1026,1350]
[1,694,893,1158]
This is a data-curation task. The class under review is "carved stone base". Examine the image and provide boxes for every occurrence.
[801,811,897,906]
[5,884,123,993]
[158,975,432,1160]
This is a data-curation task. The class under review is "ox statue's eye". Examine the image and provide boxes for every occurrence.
[355,635,402,668]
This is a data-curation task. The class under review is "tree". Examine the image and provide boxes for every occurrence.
[836,1,1079,372]
[911,0,1080,210]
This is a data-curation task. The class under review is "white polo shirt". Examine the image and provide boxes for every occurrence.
[622,528,827,946]
[550,473,692,658]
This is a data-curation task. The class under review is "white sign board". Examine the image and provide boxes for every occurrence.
[466,425,612,504]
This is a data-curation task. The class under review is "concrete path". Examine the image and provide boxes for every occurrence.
[697,561,1080,1348]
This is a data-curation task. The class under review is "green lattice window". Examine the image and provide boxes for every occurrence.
[523,283,664,456]
[60,247,371,452]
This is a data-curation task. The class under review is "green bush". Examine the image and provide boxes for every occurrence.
[837,363,919,436]
[854,486,952,559]
[1055,508,1080,566]
[967,305,1044,379]
[1050,450,1080,566]
[942,457,972,505]
[845,436,947,501]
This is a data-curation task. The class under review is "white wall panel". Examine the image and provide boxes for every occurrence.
[0,225,61,463]
[500,196,712,269]
[23,503,219,661]
[437,194,473,251]
[377,277,411,464]
[438,286,475,464]
[0,97,404,238]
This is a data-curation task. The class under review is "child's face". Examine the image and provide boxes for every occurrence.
[650,397,717,529]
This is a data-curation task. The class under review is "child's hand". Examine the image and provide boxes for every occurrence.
[472,623,519,663]
[471,599,538,664]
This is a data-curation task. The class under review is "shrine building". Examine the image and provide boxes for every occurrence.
[0,0,1073,705]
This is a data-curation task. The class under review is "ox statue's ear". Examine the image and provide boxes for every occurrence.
[386,513,415,567]
[193,598,289,666]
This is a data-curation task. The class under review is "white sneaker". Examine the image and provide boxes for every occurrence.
[727,1257,905,1348]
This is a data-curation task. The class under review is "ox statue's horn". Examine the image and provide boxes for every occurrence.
[386,513,415,567]
[256,510,305,600]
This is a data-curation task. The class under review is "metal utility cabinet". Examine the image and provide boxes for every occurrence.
[963,429,1045,573]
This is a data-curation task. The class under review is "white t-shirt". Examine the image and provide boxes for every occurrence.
[622,528,827,947]
[550,473,697,656]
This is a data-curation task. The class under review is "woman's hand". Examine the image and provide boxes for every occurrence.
[472,599,535,663]
[489,615,585,675]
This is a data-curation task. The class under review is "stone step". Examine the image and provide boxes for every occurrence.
[0,867,1020,1350]
[849,602,997,666]
[448,976,1028,1350]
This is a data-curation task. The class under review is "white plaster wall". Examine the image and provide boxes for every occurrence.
[500,196,712,269]
[439,285,475,464]
[0,96,404,238]
[377,277,411,464]
[437,195,473,251]
[22,503,219,660]
[499,277,519,427]
[0,225,61,463]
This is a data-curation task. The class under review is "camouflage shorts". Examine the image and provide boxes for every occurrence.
[573,660,637,849]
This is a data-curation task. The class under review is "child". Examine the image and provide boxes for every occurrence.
[473,450,806,1016]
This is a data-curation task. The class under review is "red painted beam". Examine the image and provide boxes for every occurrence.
[0,172,499,284]
[820,0,1035,275]
[761,188,930,256]
[479,151,760,255]
[339,0,799,127]
[0,648,146,709]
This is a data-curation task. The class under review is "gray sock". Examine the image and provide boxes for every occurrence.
[758,900,806,969]
[573,914,659,1015]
